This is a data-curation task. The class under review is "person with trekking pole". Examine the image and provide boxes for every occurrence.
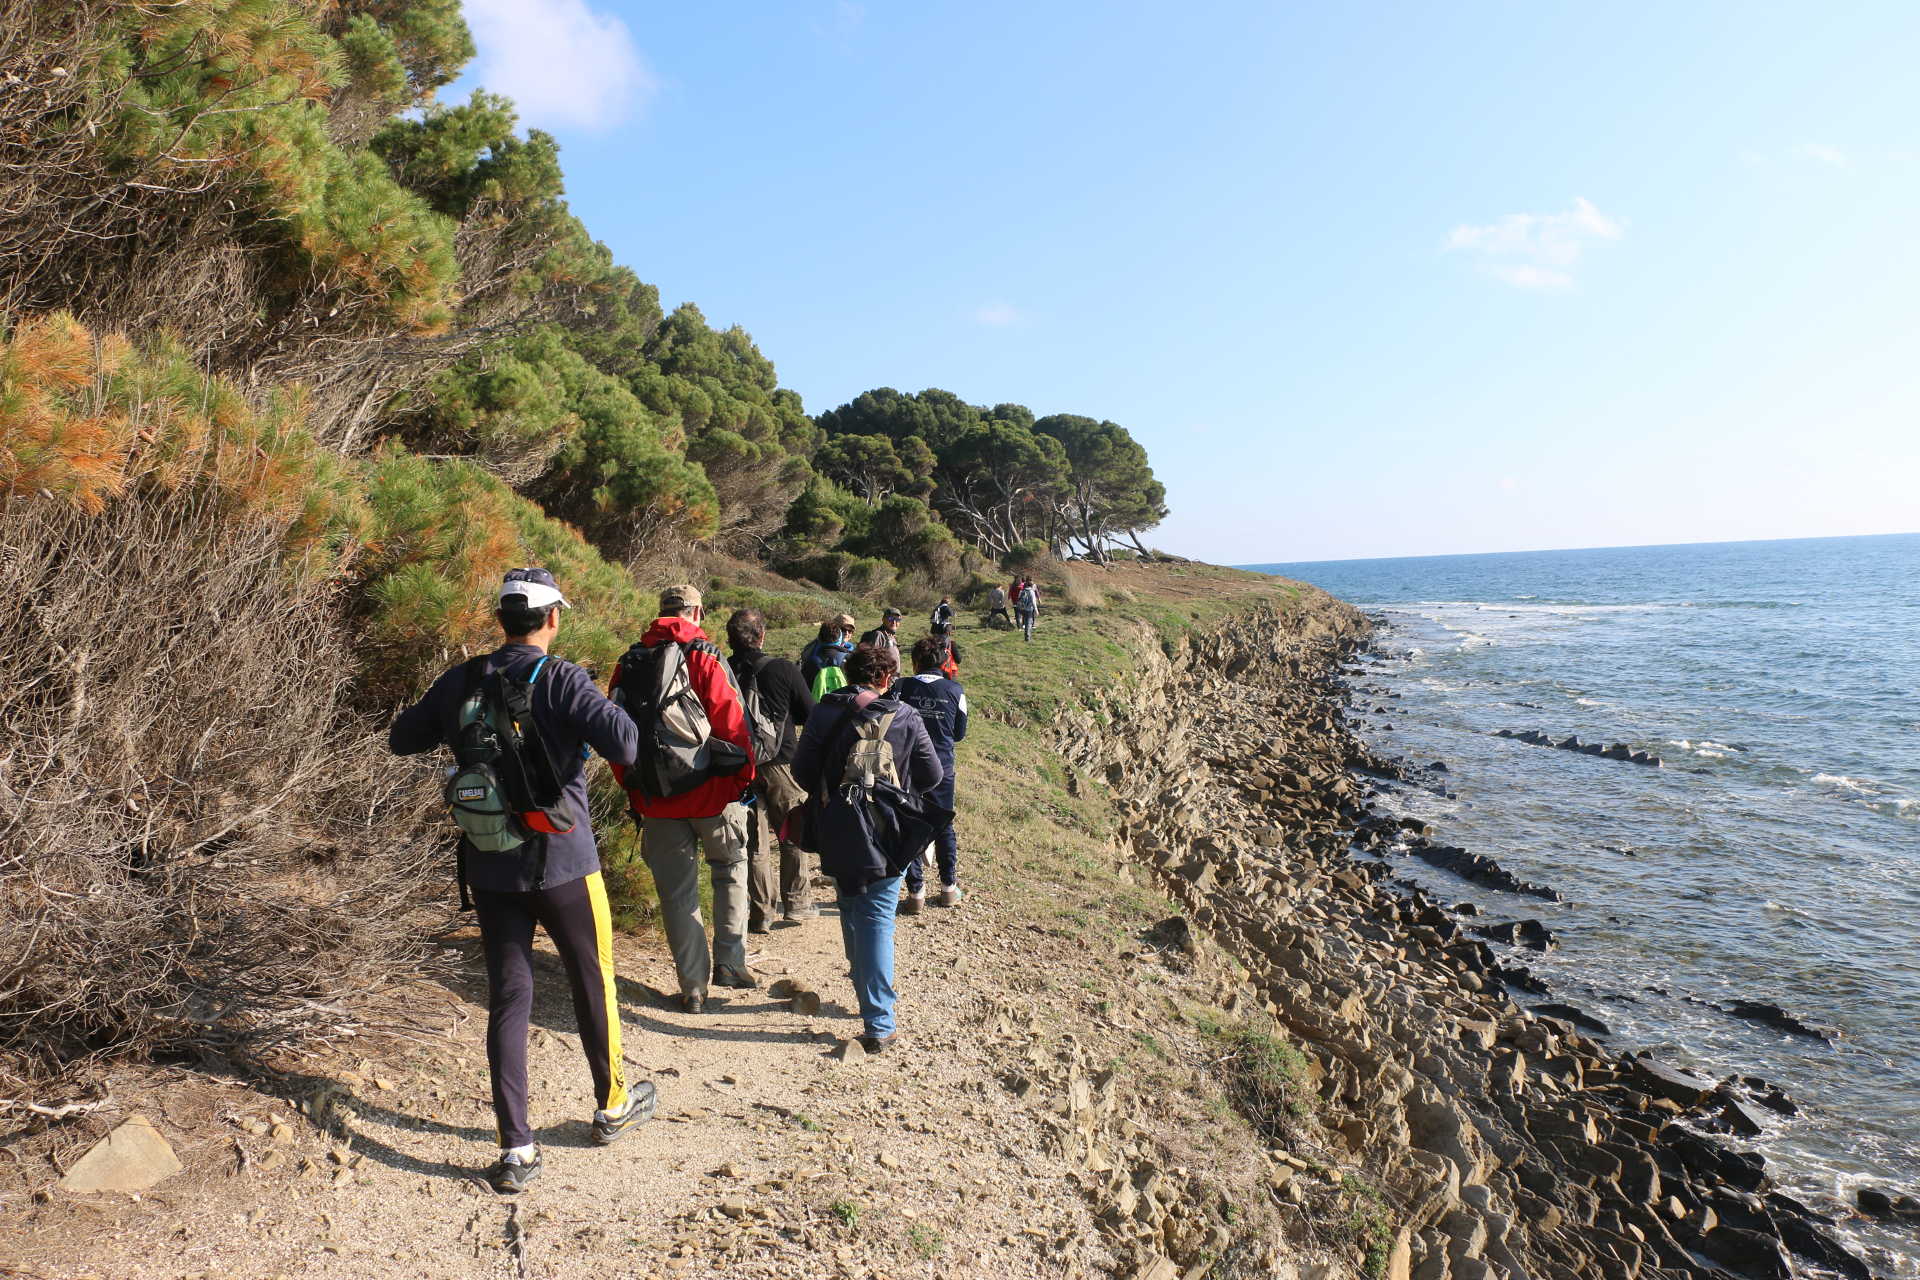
[388,569,654,1194]
[791,643,944,1053]
[609,584,758,1014]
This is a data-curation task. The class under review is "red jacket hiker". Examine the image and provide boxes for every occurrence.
[609,615,755,820]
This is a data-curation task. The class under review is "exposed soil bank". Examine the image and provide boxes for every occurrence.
[1055,594,1880,1280]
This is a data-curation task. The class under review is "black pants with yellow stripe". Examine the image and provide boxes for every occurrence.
[472,871,626,1150]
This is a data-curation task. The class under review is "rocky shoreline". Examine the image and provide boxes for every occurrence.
[1055,596,1890,1280]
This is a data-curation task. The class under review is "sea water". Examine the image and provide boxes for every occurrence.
[1248,533,1920,1271]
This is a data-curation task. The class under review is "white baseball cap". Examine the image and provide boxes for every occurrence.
[499,567,571,610]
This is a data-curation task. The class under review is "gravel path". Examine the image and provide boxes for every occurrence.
[13,884,1118,1280]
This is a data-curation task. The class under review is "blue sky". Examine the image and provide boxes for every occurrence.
[455,1,1920,562]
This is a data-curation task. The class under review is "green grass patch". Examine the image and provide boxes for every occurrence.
[1192,1010,1315,1138]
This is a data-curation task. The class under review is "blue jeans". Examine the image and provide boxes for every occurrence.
[837,874,902,1038]
[1017,609,1036,640]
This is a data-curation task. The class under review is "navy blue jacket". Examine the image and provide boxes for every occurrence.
[793,688,945,891]
[889,672,967,805]
[389,643,638,893]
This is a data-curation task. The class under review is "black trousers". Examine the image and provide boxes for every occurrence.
[472,871,627,1149]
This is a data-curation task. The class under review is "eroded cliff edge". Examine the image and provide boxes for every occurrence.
[1052,588,1871,1280]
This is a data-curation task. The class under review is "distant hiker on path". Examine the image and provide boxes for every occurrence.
[611,584,757,1013]
[984,584,1011,629]
[800,613,856,697]
[388,568,654,1194]
[859,607,903,664]
[793,643,944,1053]
[929,596,954,635]
[1014,577,1040,641]
[726,607,817,929]
[892,636,969,913]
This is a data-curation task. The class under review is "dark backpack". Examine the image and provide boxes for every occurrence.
[444,656,575,854]
[734,654,787,766]
[807,704,937,887]
[612,638,748,801]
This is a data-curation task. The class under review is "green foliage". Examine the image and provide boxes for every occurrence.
[906,1224,945,1259]
[95,2,461,329]
[809,387,1165,576]
[1193,1012,1314,1140]
[336,0,476,94]
[829,1199,860,1229]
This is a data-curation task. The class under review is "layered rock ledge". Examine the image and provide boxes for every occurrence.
[1055,595,1873,1280]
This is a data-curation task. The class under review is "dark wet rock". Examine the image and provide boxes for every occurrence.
[1495,963,1549,994]
[1474,919,1556,952]
[1533,1002,1611,1035]
[1855,1186,1920,1221]
[1413,844,1562,901]
[1558,735,1583,750]
[1720,999,1838,1044]
[1603,743,1632,760]
[1631,1059,1717,1107]
[1698,1226,1792,1279]
[1776,1213,1874,1279]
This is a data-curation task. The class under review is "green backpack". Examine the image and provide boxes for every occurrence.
[444,656,575,855]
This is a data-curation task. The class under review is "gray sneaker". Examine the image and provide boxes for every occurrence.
[485,1147,541,1194]
[591,1080,657,1146]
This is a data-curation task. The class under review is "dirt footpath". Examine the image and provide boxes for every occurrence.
[6,886,1117,1280]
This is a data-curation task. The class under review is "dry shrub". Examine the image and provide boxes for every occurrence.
[0,492,442,1088]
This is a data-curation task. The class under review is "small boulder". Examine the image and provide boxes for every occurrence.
[58,1115,181,1194]
[1631,1059,1716,1107]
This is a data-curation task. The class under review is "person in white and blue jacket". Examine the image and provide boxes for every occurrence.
[890,635,968,913]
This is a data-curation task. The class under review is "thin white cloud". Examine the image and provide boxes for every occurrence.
[974,302,1023,327]
[1790,143,1848,168]
[1489,264,1573,290]
[1446,197,1623,290]
[463,0,655,132]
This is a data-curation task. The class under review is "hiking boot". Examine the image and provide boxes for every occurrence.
[860,1031,901,1055]
[485,1146,541,1194]
[677,992,707,1014]
[781,902,817,923]
[934,883,963,908]
[748,919,773,936]
[591,1081,657,1146]
[713,965,758,990]
[899,892,925,916]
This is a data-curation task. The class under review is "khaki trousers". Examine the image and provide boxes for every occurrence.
[640,805,749,998]
[748,762,811,924]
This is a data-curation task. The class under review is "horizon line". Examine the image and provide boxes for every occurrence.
[1232,528,1920,570]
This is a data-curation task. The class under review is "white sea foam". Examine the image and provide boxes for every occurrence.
[1814,773,1875,795]
[1574,696,1604,707]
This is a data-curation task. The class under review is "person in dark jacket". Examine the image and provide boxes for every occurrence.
[726,607,816,929]
[891,636,969,912]
[799,614,857,689]
[792,643,943,1053]
[389,568,654,1194]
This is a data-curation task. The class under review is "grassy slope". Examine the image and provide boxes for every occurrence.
[597,560,1302,929]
